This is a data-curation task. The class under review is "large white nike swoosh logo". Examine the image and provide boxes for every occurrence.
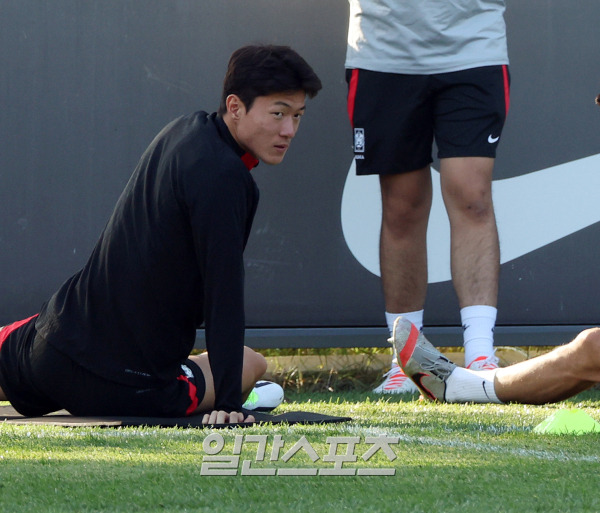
[341,153,600,283]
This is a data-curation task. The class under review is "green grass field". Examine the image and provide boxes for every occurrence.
[1,391,600,513]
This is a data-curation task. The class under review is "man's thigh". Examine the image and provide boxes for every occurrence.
[45,352,207,417]
[2,327,206,417]
[439,156,495,202]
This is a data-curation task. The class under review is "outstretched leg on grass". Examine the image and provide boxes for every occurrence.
[391,316,600,405]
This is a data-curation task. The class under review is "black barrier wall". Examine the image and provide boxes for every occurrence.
[1,2,599,346]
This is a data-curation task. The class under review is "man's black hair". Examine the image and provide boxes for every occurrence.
[218,44,322,115]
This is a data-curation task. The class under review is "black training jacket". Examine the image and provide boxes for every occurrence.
[35,112,259,412]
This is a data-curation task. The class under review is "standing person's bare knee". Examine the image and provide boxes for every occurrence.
[444,179,494,223]
[458,195,494,223]
[441,157,495,226]
[380,170,432,231]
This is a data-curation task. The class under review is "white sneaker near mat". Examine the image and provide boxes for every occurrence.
[242,381,284,412]
[466,355,499,371]
[391,316,457,401]
[372,363,418,394]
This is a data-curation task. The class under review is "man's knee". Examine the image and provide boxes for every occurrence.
[441,158,495,224]
[573,328,600,362]
[381,187,432,237]
[444,182,494,222]
[244,347,267,379]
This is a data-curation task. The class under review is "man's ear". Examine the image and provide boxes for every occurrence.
[226,94,245,120]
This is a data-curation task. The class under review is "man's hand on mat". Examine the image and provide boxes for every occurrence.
[202,410,255,425]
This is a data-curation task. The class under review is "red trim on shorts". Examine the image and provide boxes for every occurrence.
[502,65,510,116]
[347,69,359,127]
[0,314,38,351]
[177,374,199,415]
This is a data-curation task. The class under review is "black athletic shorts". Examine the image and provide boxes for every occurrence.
[0,316,206,417]
[346,65,511,175]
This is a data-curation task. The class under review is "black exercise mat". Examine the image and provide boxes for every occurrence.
[0,405,351,429]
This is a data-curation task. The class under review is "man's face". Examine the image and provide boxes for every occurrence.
[231,91,306,165]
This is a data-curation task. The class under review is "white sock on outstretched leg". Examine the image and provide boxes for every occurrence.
[445,367,503,404]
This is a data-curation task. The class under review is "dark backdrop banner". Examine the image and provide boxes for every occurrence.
[1,1,599,331]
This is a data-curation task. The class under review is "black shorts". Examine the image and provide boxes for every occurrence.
[346,65,511,175]
[0,316,206,417]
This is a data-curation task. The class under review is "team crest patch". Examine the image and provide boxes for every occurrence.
[353,128,365,154]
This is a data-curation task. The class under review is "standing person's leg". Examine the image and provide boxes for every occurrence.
[373,168,431,394]
[346,69,434,393]
[379,168,433,315]
[434,65,509,370]
[440,157,499,309]
[440,156,500,368]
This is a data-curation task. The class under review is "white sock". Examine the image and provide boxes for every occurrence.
[386,310,424,367]
[461,305,497,366]
[445,367,503,404]
[385,310,424,336]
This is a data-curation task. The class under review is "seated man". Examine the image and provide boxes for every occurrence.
[391,316,600,404]
[0,45,321,425]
